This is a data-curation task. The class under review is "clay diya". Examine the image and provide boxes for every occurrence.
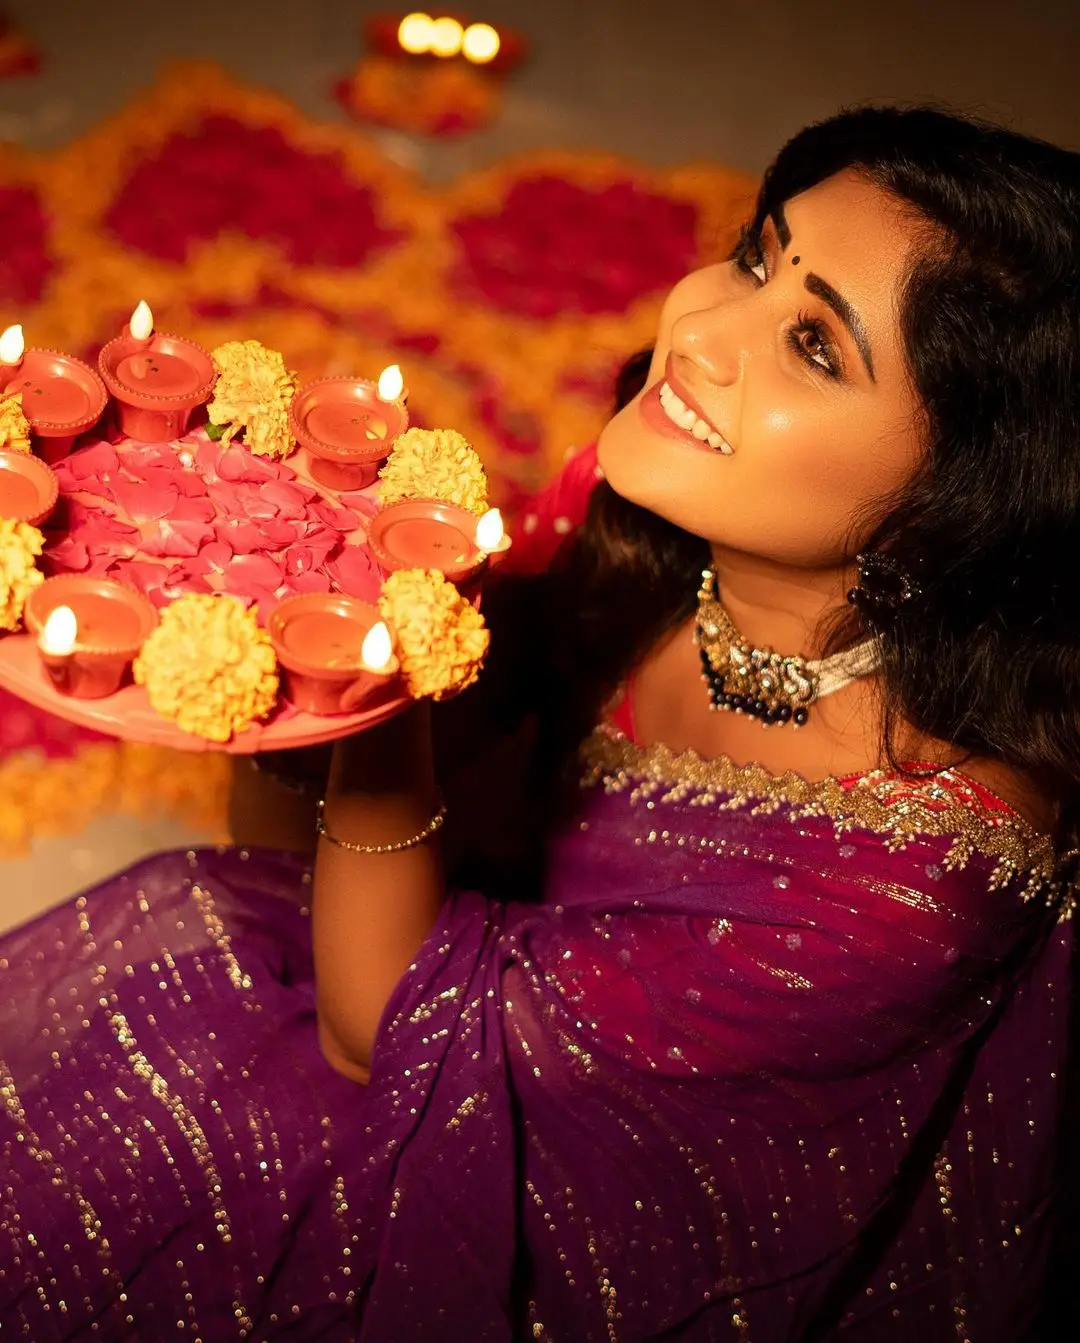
[0,324,108,465]
[289,365,408,491]
[97,302,216,443]
[0,450,58,525]
[267,593,399,716]
[25,574,158,699]
[367,501,511,583]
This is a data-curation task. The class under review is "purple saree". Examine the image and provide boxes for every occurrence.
[0,722,1073,1341]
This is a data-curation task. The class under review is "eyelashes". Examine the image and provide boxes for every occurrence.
[728,226,843,379]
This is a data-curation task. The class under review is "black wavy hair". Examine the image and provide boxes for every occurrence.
[551,106,1080,844]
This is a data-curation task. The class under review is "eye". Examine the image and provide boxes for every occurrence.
[731,226,767,285]
[787,312,842,379]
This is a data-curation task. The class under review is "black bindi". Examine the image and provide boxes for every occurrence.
[791,255,801,266]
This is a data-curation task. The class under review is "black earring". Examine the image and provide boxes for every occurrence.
[846,551,919,621]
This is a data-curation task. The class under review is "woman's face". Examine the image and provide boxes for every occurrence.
[596,171,926,569]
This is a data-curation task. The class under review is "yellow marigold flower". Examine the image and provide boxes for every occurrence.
[378,428,489,515]
[0,392,31,454]
[379,568,489,700]
[134,593,279,743]
[0,518,43,631]
[207,339,299,460]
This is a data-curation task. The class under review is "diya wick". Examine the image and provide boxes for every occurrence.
[368,501,511,584]
[268,594,400,716]
[0,323,108,464]
[98,301,217,443]
[289,364,410,491]
[26,575,158,699]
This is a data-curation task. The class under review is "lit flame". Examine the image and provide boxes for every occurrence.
[474,507,505,552]
[40,605,78,656]
[361,620,394,671]
[0,324,25,366]
[377,364,404,402]
[129,300,153,342]
[430,15,464,57]
[397,12,433,53]
[462,22,500,63]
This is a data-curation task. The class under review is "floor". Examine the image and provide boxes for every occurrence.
[2,0,1079,930]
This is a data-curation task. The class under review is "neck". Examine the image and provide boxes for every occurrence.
[710,546,855,659]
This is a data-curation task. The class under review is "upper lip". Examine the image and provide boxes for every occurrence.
[663,354,726,441]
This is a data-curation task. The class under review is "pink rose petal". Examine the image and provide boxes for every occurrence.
[311,500,360,531]
[213,516,269,554]
[42,536,90,572]
[217,446,283,484]
[258,517,306,547]
[109,478,179,523]
[222,552,283,595]
[117,559,171,599]
[68,442,120,481]
[239,491,281,521]
[140,516,214,557]
[122,443,182,474]
[327,543,380,601]
[260,480,311,513]
[285,570,332,595]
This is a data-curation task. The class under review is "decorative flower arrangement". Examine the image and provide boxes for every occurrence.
[0,391,31,454]
[0,519,43,631]
[133,593,279,742]
[379,568,489,700]
[378,428,489,514]
[206,339,299,460]
[336,56,499,137]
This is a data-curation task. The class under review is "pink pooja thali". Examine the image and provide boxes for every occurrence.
[0,427,414,752]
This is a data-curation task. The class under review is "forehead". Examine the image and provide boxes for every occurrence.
[777,171,922,368]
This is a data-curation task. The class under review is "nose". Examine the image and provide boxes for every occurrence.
[670,295,749,390]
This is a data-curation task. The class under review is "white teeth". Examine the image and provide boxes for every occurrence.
[657,381,733,454]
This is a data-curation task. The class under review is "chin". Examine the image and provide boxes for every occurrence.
[596,396,708,538]
[596,398,653,508]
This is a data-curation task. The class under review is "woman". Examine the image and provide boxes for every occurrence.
[1,106,1076,1340]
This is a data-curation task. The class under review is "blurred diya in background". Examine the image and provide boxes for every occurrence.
[26,575,158,699]
[268,594,399,716]
[337,13,525,135]
[0,324,108,464]
[98,301,217,443]
[368,12,526,71]
[290,363,408,491]
[368,501,510,583]
[0,449,57,525]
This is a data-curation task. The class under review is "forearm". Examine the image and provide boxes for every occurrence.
[312,704,444,1075]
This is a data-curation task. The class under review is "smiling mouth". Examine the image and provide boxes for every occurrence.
[657,381,733,454]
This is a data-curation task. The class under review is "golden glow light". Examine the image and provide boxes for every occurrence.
[398,12,435,54]
[474,507,505,552]
[40,605,78,656]
[129,300,153,342]
[429,16,464,57]
[377,364,404,401]
[0,324,24,365]
[462,22,500,63]
[361,620,394,671]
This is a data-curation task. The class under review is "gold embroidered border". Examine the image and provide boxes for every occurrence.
[580,726,1071,914]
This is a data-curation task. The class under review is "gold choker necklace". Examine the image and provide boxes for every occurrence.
[694,569,881,727]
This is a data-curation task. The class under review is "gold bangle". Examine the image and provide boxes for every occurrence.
[315,796,446,854]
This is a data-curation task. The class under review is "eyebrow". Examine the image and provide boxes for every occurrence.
[768,202,877,382]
